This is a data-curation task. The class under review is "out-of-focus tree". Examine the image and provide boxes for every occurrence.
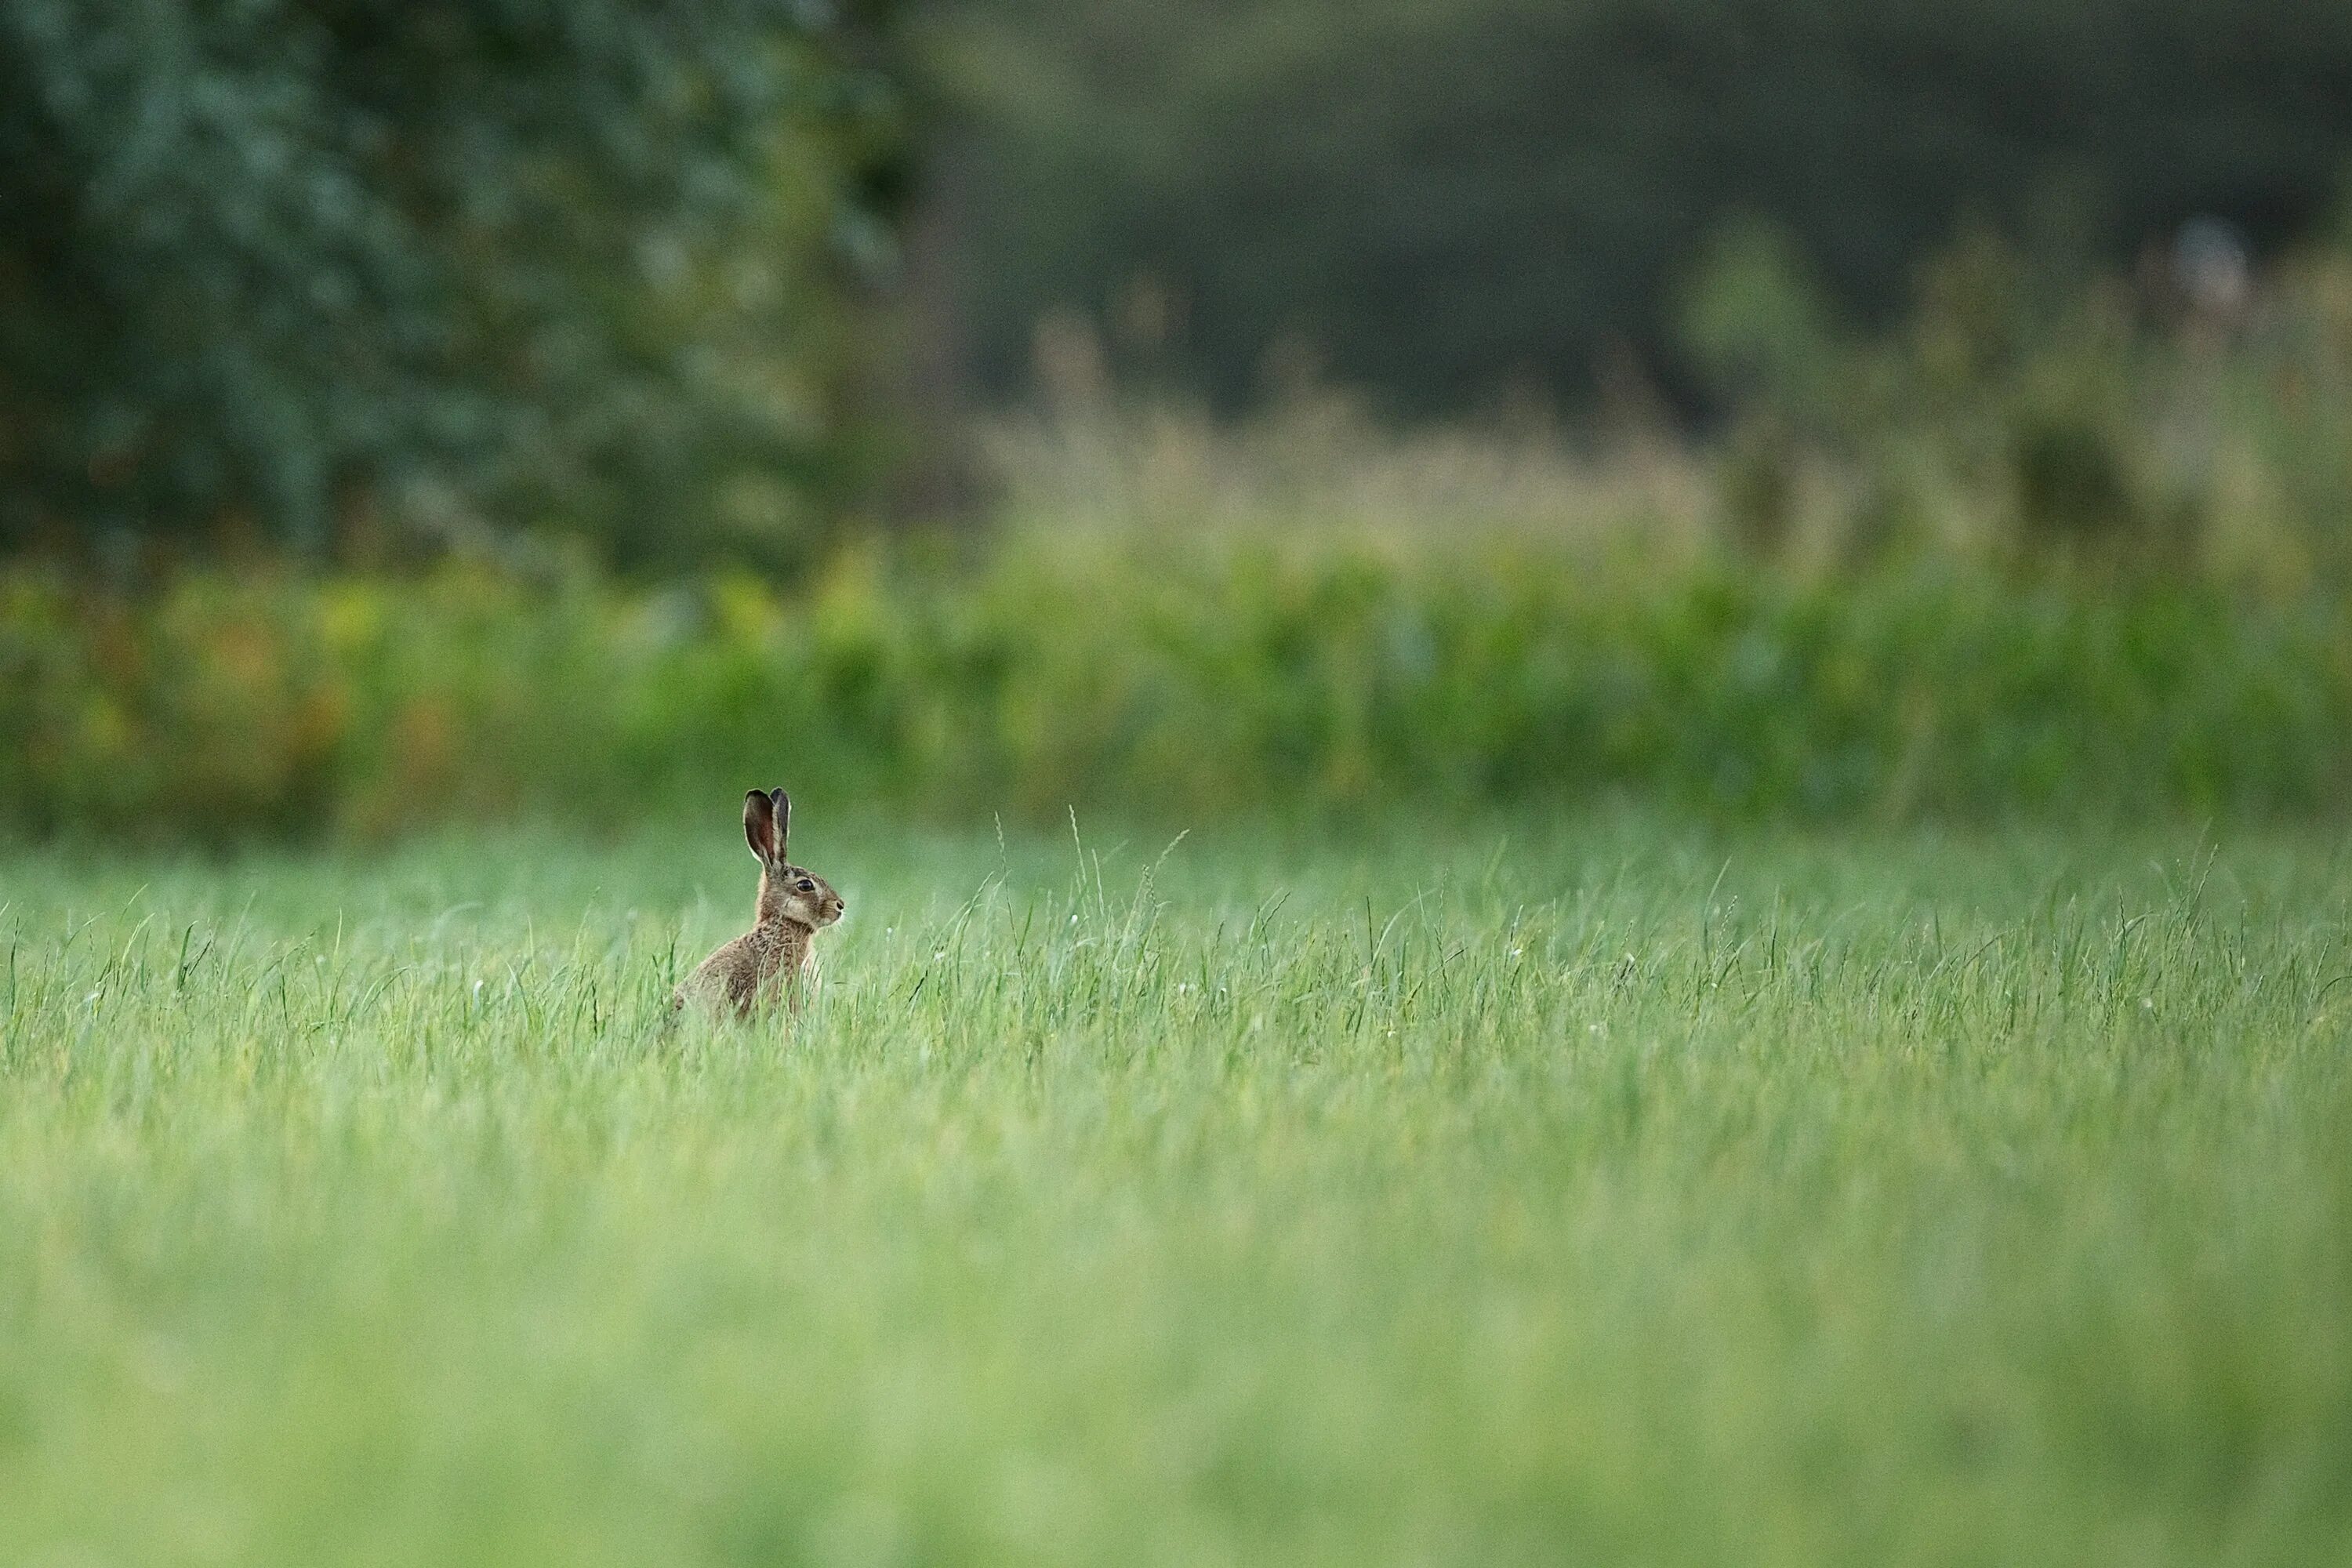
[924,0,2352,417]
[0,0,915,570]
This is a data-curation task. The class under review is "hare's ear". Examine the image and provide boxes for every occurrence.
[770,788,790,856]
[743,789,777,862]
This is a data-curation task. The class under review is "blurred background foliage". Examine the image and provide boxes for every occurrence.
[9,0,2352,837]
[0,0,917,572]
[926,0,2352,414]
[13,545,2352,843]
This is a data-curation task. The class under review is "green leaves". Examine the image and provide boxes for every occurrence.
[7,543,2352,843]
[0,0,912,564]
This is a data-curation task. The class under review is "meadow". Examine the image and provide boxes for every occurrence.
[13,19,2352,1566]
[3,809,2347,1566]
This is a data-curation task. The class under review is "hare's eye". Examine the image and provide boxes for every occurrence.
[797,878,815,892]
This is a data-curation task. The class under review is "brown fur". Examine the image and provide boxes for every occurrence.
[670,788,844,1020]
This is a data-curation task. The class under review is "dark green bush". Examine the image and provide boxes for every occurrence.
[2011,405,2142,552]
[0,1,915,569]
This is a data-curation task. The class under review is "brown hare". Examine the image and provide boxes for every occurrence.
[670,787,844,1019]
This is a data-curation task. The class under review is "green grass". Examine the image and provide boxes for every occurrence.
[2,811,2348,1566]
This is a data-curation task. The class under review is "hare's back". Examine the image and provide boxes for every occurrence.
[677,931,775,1014]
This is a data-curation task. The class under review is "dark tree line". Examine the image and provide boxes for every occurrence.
[927,0,2352,415]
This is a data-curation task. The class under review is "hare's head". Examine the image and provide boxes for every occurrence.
[744,787,846,929]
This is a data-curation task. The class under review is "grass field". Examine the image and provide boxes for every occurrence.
[2,810,2348,1566]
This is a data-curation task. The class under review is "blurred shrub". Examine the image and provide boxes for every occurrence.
[2009,402,2140,553]
[0,1,916,571]
[8,537,2352,843]
[1715,417,1802,560]
[1675,218,2352,572]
